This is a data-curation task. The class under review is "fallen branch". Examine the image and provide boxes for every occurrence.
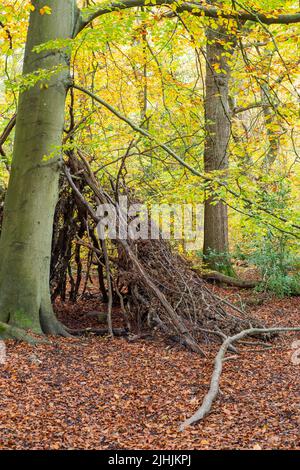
[200,270,258,289]
[180,326,300,431]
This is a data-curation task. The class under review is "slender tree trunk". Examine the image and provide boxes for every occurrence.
[0,0,79,335]
[254,44,280,171]
[203,27,235,274]
[260,83,280,170]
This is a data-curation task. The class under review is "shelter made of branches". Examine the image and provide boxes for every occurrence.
[50,152,263,354]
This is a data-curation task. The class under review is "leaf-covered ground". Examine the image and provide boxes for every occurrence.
[0,292,299,450]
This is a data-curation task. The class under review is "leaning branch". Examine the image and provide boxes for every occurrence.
[72,84,204,179]
[64,164,206,356]
[75,1,300,35]
[72,84,300,235]
[0,114,16,157]
[180,327,300,431]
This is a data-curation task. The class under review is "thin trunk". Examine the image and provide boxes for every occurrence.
[0,0,79,335]
[203,27,235,274]
[260,83,280,170]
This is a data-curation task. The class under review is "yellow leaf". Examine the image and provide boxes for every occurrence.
[40,5,52,15]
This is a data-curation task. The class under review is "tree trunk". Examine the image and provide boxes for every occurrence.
[203,27,235,274]
[0,0,78,336]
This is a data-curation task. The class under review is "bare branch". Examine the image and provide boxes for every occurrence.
[233,102,270,115]
[75,1,300,35]
[0,114,16,157]
[180,327,300,430]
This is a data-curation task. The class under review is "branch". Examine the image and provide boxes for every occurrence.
[200,270,258,288]
[75,1,300,35]
[0,114,16,157]
[233,102,270,115]
[0,20,13,49]
[167,3,300,25]
[180,326,300,430]
[72,83,300,235]
[76,0,171,33]
[69,327,128,336]
[72,84,203,178]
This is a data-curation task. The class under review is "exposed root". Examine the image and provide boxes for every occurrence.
[41,316,72,337]
[0,321,49,345]
[180,327,300,431]
[40,299,73,337]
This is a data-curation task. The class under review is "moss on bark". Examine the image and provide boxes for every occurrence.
[0,1,79,337]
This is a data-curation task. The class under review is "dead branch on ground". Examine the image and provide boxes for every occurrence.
[180,327,300,430]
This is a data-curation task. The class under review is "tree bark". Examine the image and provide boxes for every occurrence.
[0,0,79,335]
[203,27,235,274]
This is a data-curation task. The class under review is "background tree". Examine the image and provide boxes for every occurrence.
[202,23,236,274]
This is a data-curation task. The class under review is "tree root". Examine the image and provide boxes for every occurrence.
[0,321,50,345]
[180,326,300,431]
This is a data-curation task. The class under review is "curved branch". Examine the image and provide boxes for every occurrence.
[167,3,300,25]
[75,1,300,35]
[180,327,300,430]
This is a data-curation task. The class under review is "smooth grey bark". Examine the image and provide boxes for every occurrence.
[0,0,79,335]
[203,27,235,274]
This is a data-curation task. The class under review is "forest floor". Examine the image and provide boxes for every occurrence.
[0,284,299,450]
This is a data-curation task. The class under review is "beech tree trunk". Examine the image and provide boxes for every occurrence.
[203,27,235,274]
[0,0,79,335]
